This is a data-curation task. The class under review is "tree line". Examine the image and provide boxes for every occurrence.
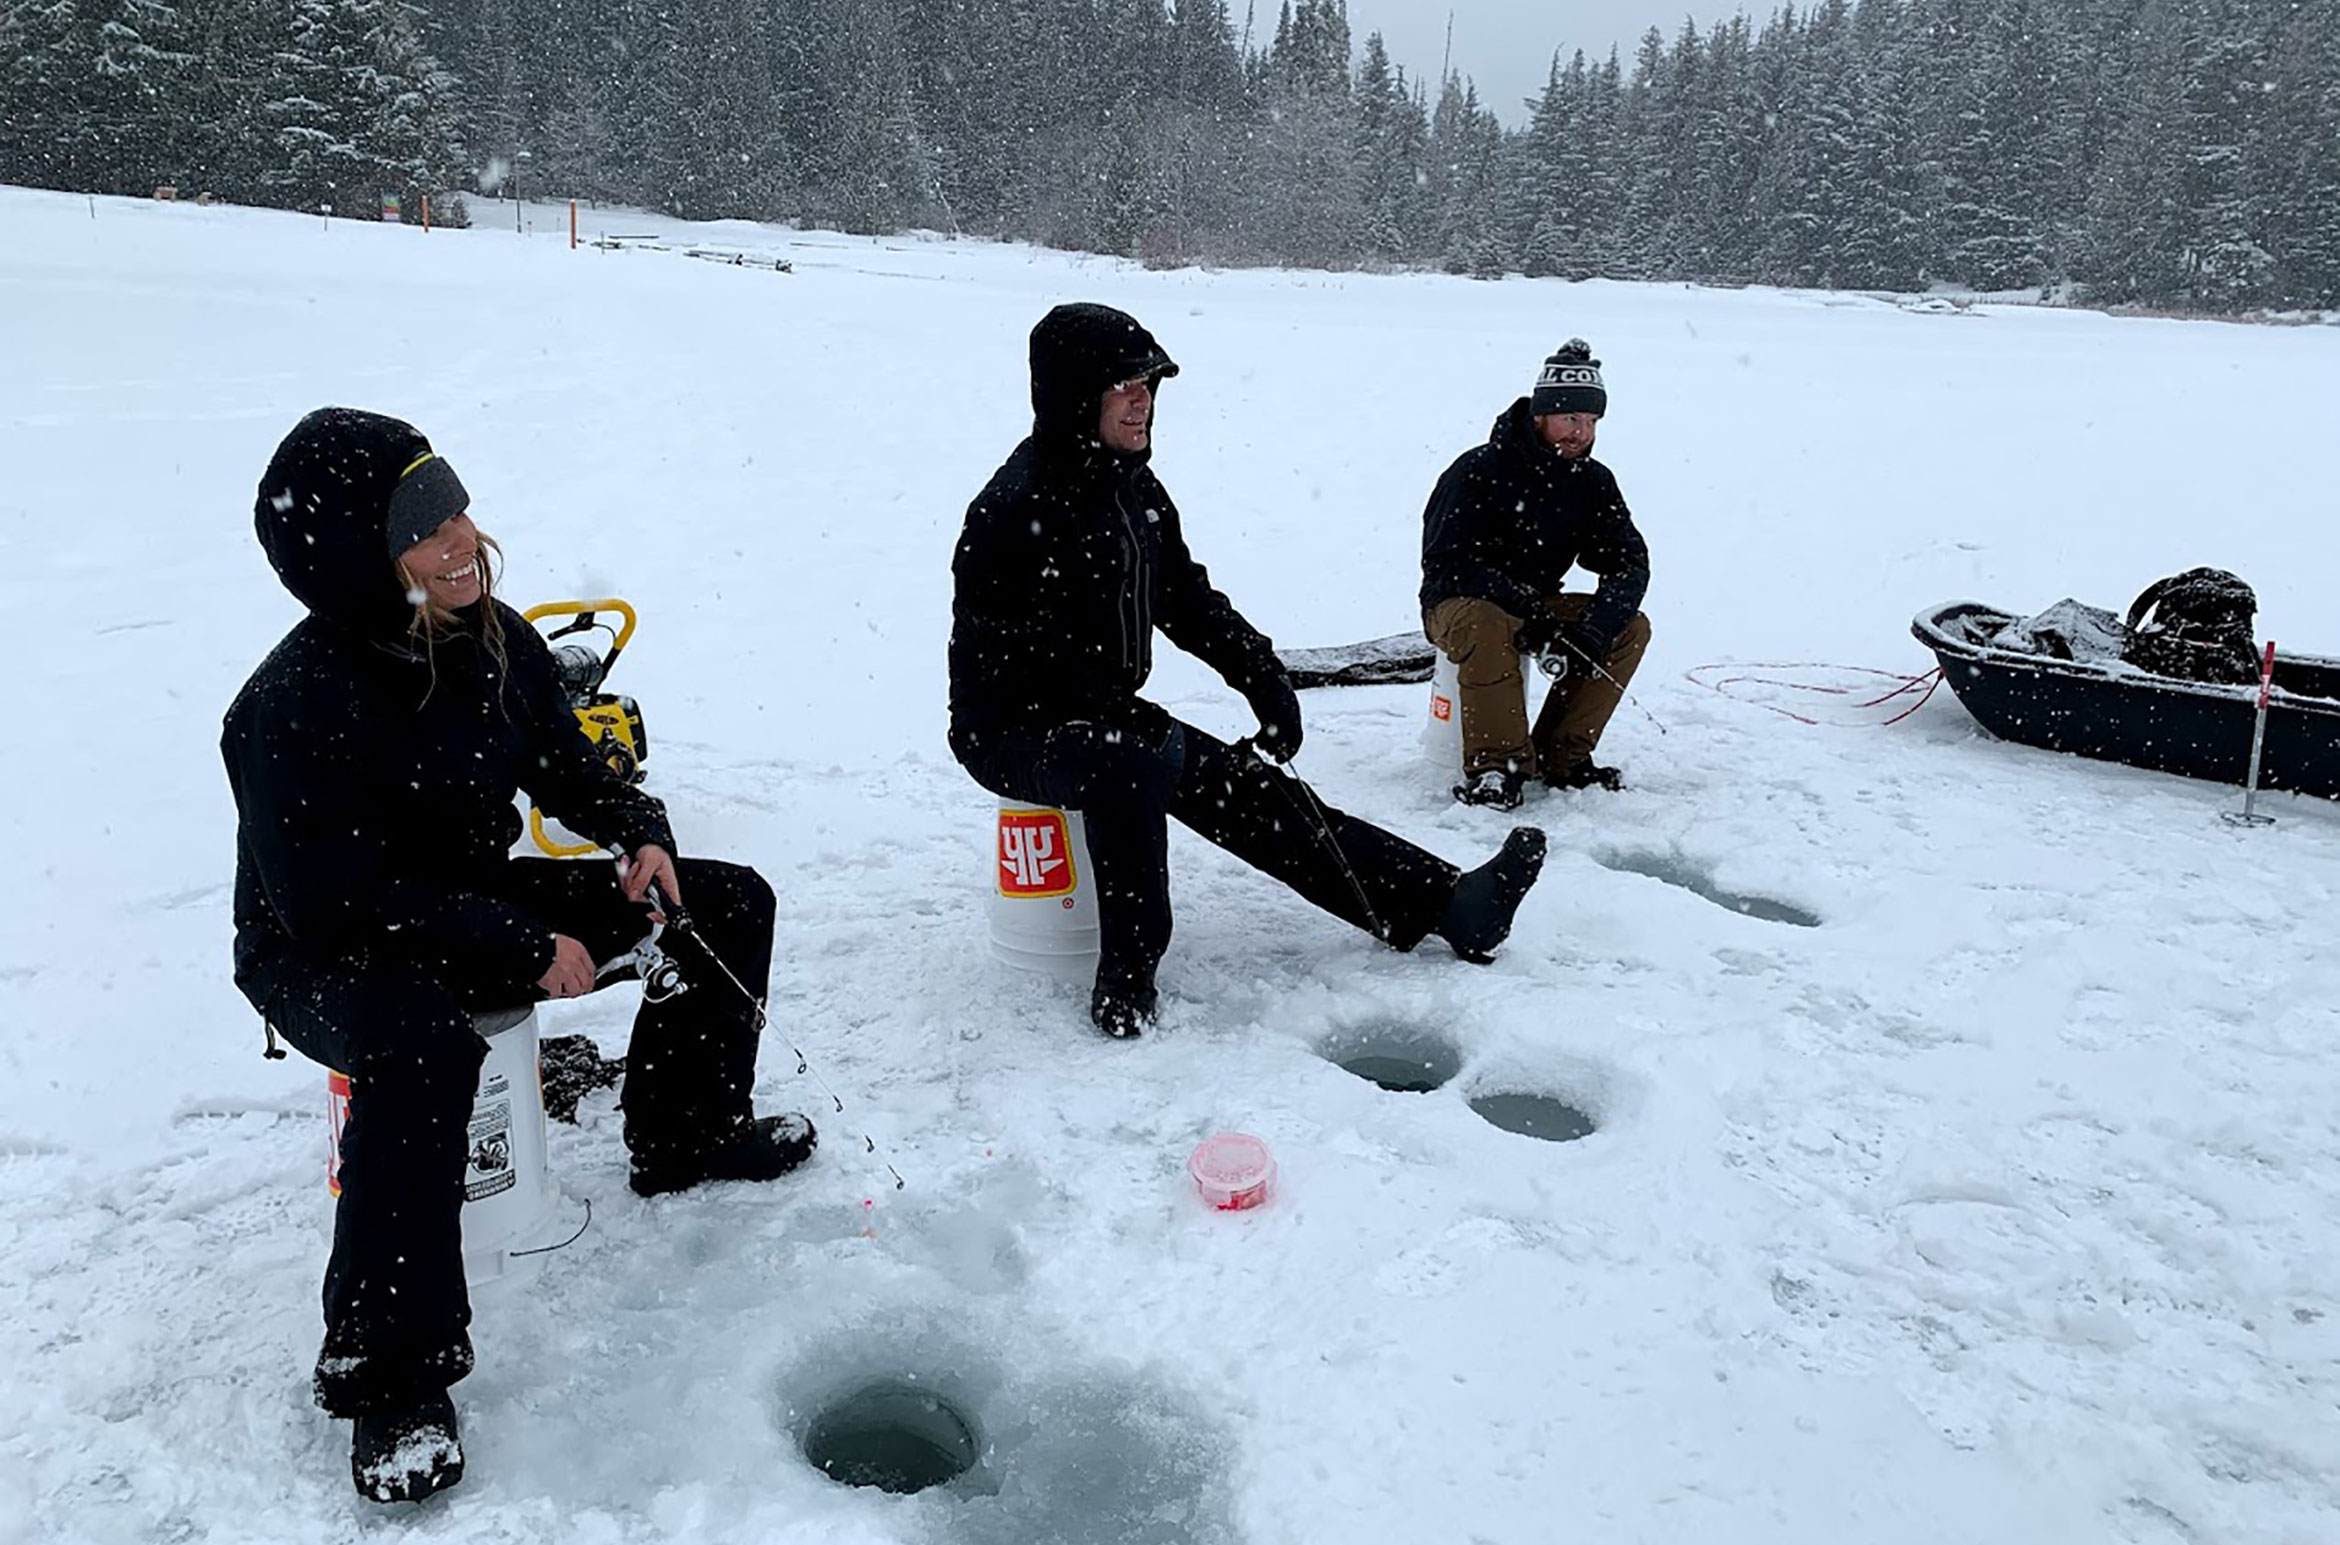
[3,0,2335,311]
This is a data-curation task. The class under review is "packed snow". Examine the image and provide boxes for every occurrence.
[3,186,2339,1544]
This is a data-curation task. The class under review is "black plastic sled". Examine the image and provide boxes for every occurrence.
[1912,600,2340,800]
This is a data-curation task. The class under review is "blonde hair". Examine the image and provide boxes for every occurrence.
[397,530,510,698]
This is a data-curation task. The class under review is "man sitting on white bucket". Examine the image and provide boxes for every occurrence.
[1420,339,1653,810]
[222,408,816,1505]
[948,303,1550,1039]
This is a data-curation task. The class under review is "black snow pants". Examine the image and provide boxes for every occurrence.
[265,856,775,1417]
[956,701,1459,995]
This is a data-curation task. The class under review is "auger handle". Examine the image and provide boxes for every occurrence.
[523,598,638,678]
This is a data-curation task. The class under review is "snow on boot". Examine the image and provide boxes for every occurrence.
[1452,768,1525,811]
[1438,826,1548,964]
[1090,979,1158,1039]
[630,1113,818,1197]
[351,1392,464,1504]
[1548,759,1625,792]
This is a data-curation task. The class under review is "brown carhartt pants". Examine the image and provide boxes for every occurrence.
[1424,594,1652,779]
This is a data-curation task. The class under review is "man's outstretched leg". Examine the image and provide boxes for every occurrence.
[1168,724,1547,963]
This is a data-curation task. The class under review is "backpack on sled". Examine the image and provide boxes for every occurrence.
[2122,568,2258,686]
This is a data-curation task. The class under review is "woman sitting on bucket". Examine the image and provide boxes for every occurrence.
[220,407,814,1504]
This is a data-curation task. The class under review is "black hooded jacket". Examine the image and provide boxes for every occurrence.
[1419,397,1651,644]
[220,407,674,1014]
[948,304,1279,747]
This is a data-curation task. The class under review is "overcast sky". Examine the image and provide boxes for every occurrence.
[1335,1,1747,124]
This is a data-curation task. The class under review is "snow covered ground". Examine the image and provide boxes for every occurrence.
[4,185,2339,1544]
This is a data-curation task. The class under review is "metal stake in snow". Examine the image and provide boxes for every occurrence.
[2223,640,2278,828]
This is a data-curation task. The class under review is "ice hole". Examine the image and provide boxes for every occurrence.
[1595,851,1822,928]
[1469,1091,1597,1143]
[1714,892,1824,928]
[802,1381,981,1495]
[1319,1021,1464,1093]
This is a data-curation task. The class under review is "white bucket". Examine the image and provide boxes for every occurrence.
[326,1005,579,1294]
[1422,649,1529,779]
[1422,650,1463,769]
[987,803,1100,981]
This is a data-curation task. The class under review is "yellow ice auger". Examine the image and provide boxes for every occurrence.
[523,599,648,856]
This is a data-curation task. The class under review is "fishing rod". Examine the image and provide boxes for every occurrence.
[610,848,905,1190]
[1542,632,1670,736]
[1234,739,1387,942]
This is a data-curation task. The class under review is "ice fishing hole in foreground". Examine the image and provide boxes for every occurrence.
[801,1380,981,1494]
[1469,1091,1598,1143]
[1595,851,1822,928]
[1317,1020,1464,1092]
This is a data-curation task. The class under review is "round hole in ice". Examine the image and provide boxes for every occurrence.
[1319,1021,1464,1093]
[1469,1091,1597,1143]
[802,1381,980,1494]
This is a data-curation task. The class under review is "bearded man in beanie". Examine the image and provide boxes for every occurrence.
[1421,339,1653,810]
[950,302,1549,1038]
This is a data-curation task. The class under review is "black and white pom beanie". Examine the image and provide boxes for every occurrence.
[1530,338,1607,417]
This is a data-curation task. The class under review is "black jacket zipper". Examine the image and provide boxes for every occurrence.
[1113,485,1150,676]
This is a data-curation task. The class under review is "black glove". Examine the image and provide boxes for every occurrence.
[1516,614,1575,678]
[1242,667,1304,764]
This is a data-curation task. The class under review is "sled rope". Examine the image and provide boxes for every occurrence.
[1685,661,1945,727]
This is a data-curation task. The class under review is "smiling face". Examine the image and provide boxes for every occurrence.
[396,511,485,611]
[1098,377,1156,453]
[1536,411,1600,460]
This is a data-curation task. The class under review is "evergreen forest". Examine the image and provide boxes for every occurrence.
[4,0,2336,312]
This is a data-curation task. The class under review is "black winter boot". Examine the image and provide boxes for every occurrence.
[351,1391,464,1503]
[1437,827,1548,963]
[1548,759,1625,792]
[1090,979,1158,1039]
[1452,768,1526,810]
[630,1113,818,1197]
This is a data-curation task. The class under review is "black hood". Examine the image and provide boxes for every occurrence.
[1491,397,1541,454]
[1029,303,1180,446]
[254,407,438,638]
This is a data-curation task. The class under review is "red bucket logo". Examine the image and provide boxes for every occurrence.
[998,809,1077,899]
[327,1069,352,1197]
[1431,693,1453,722]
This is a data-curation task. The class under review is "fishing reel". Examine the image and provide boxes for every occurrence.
[523,599,650,856]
